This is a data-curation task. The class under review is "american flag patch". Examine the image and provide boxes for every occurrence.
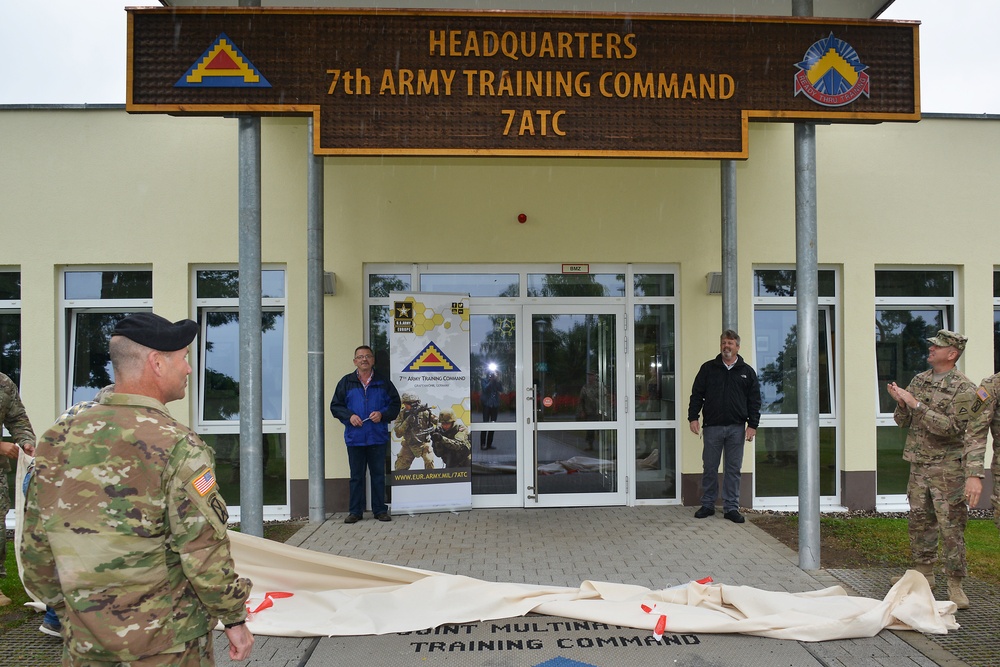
[977,387,990,402]
[192,468,217,496]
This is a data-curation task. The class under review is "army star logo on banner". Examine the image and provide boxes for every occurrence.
[175,33,272,88]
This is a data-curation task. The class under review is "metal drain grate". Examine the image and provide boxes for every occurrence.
[829,568,1000,667]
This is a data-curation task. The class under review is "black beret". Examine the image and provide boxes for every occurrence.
[112,312,198,352]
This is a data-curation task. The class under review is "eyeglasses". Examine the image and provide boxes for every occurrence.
[355,354,373,360]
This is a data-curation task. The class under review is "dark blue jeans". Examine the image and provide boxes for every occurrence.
[44,606,60,629]
[699,424,746,513]
[347,444,388,517]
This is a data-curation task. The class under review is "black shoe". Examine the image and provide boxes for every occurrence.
[344,514,361,524]
[375,513,392,522]
[694,506,715,519]
[723,510,745,524]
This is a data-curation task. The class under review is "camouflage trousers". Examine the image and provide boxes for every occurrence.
[394,442,435,471]
[993,449,1000,533]
[907,461,967,577]
[65,631,214,667]
[0,465,8,577]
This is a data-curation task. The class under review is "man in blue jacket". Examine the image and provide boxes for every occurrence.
[330,345,401,523]
[687,330,761,524]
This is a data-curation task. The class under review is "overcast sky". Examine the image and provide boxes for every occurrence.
[0,0,997,114]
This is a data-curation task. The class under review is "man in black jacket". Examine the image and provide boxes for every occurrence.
[688,329,761,523]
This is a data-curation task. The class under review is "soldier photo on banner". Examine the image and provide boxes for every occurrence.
[389,292,472,514]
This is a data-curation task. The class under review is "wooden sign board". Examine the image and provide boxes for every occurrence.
[127,8,919,158]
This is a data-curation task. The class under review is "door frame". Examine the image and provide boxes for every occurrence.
[521,304,628,508]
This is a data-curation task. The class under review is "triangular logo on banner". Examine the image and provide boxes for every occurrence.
[403,342,461,373]
[175,33,272,88]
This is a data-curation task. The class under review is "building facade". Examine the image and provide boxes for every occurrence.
[2,108,998,522]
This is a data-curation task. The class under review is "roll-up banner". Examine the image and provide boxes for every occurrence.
[389,293,472,513]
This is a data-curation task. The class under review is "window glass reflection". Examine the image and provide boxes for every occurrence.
[0,272,19,300]
[369,274,410,298]
[0,313,21,387]
[470,314,517,429]
[754,309,832,415]
[633,274,674,297]
[200,433,288,506]
[874,270,953,298]
[471,431,517,496]
[202,310,284,421]
[635,428,676,500]
[70,311,134,404]
[755,426,836,497]
[421,274,519,297]
[195,270,285,299]
[876,425,908,495]
[65,271,152,300]
[633,305,675,420]
[753,269,835,298]
[527,274,625,297]
[874,308,944,414]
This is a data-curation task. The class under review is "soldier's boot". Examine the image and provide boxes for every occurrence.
[891,563,935,588]
[948,577,970,609]
[0,592,11,607]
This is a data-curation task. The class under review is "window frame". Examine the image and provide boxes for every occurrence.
[60,267,153,410]
[872,267,958,509]
[751,265,841,509]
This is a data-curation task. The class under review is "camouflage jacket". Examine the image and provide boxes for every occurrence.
[21,393,251,662]
[894,367,979,474]
[964,373,1000,477]
[432,425,471,468]
[0,372,35,472]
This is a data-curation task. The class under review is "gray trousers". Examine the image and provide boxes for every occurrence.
[699,424,745,513]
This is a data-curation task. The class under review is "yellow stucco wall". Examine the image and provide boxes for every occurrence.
[2,108,997,502]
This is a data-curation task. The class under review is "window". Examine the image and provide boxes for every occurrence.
[633,271,678,501]
[194,268,288,515]
[874,268,955,500]
[63,269,153,406]
[752,268,839,505]
[1,270,20,526]
[0,271,21,386]
[994,271,1000,373]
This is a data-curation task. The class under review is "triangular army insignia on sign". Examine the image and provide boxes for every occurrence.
[175,33,272,88]
[403,342,461,373]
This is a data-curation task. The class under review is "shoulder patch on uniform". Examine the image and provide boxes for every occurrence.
[977,387,990,402]
[191,467,218,496]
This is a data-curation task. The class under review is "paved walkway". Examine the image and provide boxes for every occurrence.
[4,507,990,666]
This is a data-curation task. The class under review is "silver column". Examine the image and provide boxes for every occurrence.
[307,118,327,522]
[721,160,738,332]
[793,0,820,571]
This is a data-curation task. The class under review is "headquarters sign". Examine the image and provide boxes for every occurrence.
[127,9,918,158]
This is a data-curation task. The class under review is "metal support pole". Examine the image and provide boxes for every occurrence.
[793,0,820,573]
[721,160,738,332]
[794,123,821,570]
[307,118,327,523]
[238,116,264,538]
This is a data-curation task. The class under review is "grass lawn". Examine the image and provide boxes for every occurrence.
[775,516,1000,587]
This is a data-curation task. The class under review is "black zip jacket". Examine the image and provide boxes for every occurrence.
[687,354,761,429]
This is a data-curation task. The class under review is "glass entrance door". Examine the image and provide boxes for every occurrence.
[523,306,626,507]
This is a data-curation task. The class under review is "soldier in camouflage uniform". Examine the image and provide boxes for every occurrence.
[964,371,1000,533]
[21,313,254,665]
[430,410,472,469]
[887,329,981,609]
[393,393,437,471]
[0,371,35,605]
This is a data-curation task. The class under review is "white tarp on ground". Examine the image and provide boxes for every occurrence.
[227,531,959,641]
